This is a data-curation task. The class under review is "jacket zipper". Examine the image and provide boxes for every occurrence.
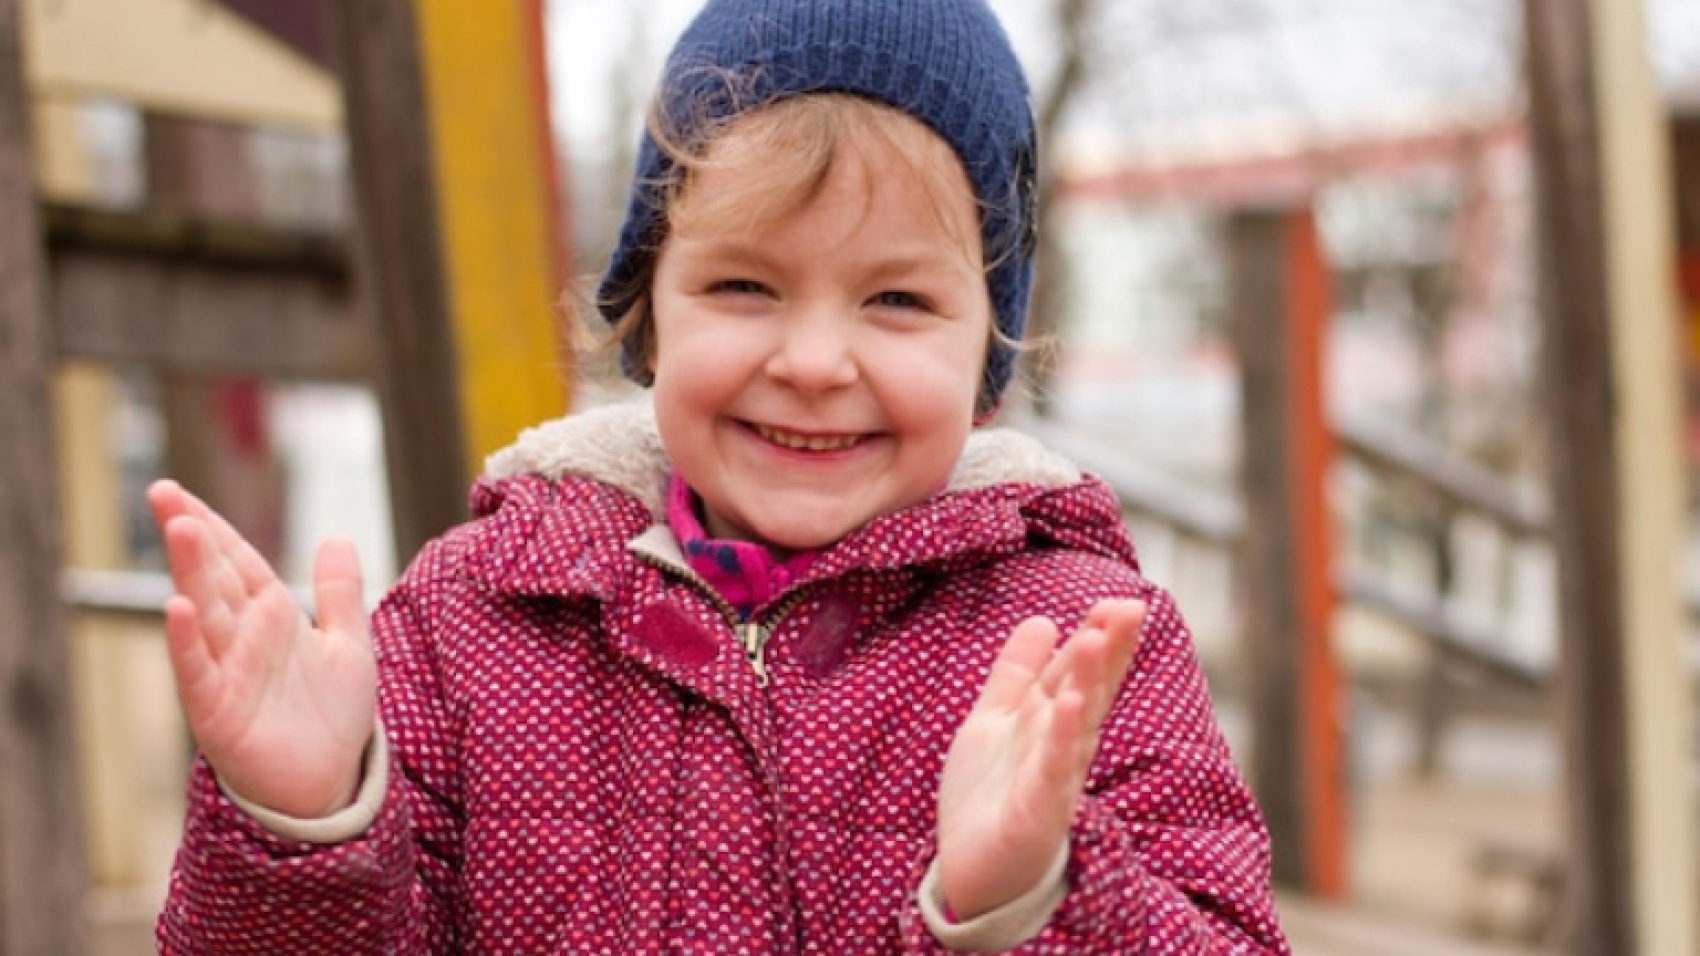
[736,589,808,687]
[635,552,807,687]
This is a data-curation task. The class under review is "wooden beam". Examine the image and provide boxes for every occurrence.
[1334,413,1548,537]
[1061,121,1525,209]
[50,245,362,379]
[45,202,359,379]
[1524,0,1697,953]
[1226,206,1346,898]
[327,0,469,563]
[1591,0,1697,952]
[0,0,90,951]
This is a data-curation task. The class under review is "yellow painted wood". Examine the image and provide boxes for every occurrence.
[21,0,339,128]
[54,364,192,900]
[29,92,95,200]
[52,363,128,887]
[416,0,570,474]
[1590,0,1698,953]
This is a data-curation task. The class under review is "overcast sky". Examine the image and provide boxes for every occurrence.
[546,0,1700,168]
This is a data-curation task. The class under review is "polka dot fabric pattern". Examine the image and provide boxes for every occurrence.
[157,455,1290,954]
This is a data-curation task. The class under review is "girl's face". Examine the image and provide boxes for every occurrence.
[649,111,991,557]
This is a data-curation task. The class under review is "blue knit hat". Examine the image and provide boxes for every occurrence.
[597,0,1038,413]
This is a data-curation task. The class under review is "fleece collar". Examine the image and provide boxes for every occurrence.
[482,398,1083,519]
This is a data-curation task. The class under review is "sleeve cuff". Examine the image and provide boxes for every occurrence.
[918,842,1070,952]
[217,721,390,845]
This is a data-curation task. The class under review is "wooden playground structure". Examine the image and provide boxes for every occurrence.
[1,1,1697,954]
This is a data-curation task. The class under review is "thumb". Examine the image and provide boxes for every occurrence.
[312,537,367,636]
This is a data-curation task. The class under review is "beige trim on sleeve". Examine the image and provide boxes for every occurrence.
[918,842,1070,952]
[218,721,390,845]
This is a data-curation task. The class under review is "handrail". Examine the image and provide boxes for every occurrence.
[1020,417,1554,695]
[1337,566,1546,694]
[62,568,176,622]
[62,568,313,622]
[42,202,350,277]
[1024,422,1243,547]
[1334,412,1548,536]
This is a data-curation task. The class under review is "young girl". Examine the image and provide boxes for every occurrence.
[149,0,1290,952]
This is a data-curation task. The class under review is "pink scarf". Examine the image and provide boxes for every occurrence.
[667,474,821,617]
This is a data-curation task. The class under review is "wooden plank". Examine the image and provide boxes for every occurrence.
[1021,420,1244,547]
[1524,6,1632,946]
[1589,0,1697,952]
[43,200,349,268]
[1524,0,1697,953]
[1226,206,1346,897]
[1335,413,1548,537]
[45,202,360,380]
[328,0,469,563]
[1284,209,1346,899]
[1674,119,1700,256]
[21,0,341,129]
[1337,569,1545,695]
[1228,210,1304,889]
[0,0,91,951]
[1280,894,1551,956]
[50,246,363,379]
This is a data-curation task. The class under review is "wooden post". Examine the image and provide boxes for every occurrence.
[1524,0,1698,953]
[0,0,90,951]
[329,0,571,562]
[1227,205,1347,898]
[328,0,471,562]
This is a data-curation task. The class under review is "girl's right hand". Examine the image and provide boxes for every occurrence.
[147,480,377,819]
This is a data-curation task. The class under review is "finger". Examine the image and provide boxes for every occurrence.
[162,482,279,600]
[977,617,1060,710]
[163,595,223,728]
[155,487,253,620]
[1086,598,1146,640]
[162,516,243,656]
[312,538,368,639]
[1039,598,1138,700]
[1061,600,1146,727]
[1102,599,1145,682]
[1039,621,1103,698]
[1027,682,1090,813]
[147,479,194,530]
[1090,600,1147,721]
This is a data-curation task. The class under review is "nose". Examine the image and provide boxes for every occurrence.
[764,304,859,394]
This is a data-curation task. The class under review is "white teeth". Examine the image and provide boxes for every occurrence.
[755,424,862,451]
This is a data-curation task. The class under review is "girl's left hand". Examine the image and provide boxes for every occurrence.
[935,598,1146,920]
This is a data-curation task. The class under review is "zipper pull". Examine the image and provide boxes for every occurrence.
[741,620,770,687]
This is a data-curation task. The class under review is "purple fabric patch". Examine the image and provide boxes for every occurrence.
[631,601,718,668]
[794,591,862,678]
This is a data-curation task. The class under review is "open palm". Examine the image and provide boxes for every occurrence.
[148,481,376,819]
[935,599,1145,919]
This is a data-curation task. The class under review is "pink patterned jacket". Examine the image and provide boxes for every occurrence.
[157,402,1290,955]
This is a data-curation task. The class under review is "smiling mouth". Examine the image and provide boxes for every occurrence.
[752,423,867,452]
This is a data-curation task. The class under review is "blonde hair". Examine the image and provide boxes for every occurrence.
[582,92,1023,386]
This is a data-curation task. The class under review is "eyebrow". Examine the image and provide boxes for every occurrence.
[680,237,977,281]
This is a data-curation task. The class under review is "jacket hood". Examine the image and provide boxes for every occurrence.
[470,400,1137,595]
